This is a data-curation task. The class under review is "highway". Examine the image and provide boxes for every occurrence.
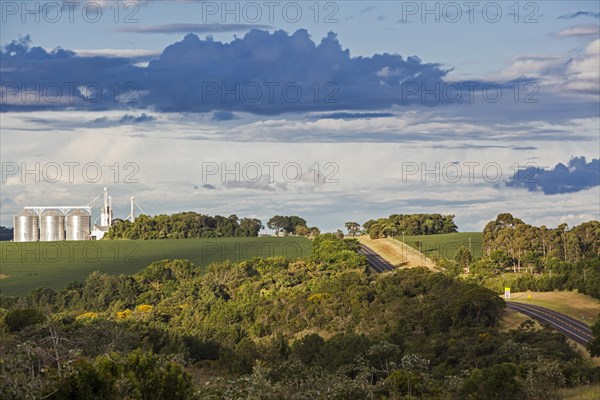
[358,244,395,273]
[358,244,595,346]
[506,301,593,346]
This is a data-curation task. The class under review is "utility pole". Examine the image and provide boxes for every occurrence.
[402,232,406,261]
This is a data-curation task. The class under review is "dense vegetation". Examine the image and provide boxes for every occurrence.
[105,213,319,240]
[0,226,13,241]
[364,214,458,238]
[1,234,597,399]
[409,214,600,300]
[105,212,264,239]
[482,214,599,271]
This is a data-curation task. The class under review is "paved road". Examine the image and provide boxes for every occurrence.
[506,301,593,346]
[358,244,395,273]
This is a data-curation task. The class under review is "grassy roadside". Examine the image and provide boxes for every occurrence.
[508,291,600,325]
[558,384,600,399]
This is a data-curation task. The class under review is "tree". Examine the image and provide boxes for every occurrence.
[295,226,309,237]
[461,363,523,400]
[345,222,361,237]
[239,218,264,237]
[588,319,600,357]
[267,215,288,236]
[288,216,307,235]
[454,246,472,272]
[4,309,45,332]
[267,216,308,236]
[308,227,321,237]
[292,333,325,365]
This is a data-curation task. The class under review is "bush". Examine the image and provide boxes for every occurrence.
[4,308,45,332]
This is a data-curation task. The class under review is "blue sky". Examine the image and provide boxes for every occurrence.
[1,1,599,232]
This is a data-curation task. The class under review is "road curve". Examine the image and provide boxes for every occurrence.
[358,244,395,273]
[506,301,593,346]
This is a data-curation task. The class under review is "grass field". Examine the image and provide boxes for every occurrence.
[396,232,483,259]
[0,237,311,297]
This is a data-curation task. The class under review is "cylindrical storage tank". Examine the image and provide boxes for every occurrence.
[13,210,39,242]
[40,210,65,241]
[66,209,91,241]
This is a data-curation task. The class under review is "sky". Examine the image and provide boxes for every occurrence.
[1,0,599,233]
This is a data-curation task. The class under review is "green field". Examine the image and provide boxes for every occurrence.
[0,237,311,297]
[396,232,483,259]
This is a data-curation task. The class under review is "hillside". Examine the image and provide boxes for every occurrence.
[1,234,596,399]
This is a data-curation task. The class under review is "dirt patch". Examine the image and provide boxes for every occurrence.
[0,274,9,280]
[358,236,437,271]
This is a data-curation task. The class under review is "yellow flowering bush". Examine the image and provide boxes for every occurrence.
[76,312,99,321]
[308,293,325,303]
[116,309,133,320]
[136,304,153,313]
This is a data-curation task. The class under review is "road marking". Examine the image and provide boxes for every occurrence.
[506,303,592,344]
[509,302,592,335]
[359,245,394,273]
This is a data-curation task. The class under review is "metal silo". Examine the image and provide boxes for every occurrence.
[66,209,91,240]
[40,210,65,241]
[13,209,39,242]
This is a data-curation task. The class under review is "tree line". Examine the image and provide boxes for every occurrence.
[105,213,317,240]
[363,214,458,238]
[422,213,600,300]
[482,213,599,272]
[0,226,13,241]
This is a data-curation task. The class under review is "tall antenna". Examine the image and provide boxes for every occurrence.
[126,196,145,223]
[130,196,135,223]
[100,187,112,227]
[108,195,113,225]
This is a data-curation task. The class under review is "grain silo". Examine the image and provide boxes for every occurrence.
[13,209,39,242]
[40,210,65,241]
[66,209,91,240]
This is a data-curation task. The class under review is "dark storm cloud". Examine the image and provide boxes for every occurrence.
[2,29,596,127]
[119,113,156,123]
[88,113,156,126]
[507,157,599,195]
[211,111,238,121]
[0,30,455,114]
[558,11,600,19]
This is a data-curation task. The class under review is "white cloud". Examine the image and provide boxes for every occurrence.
[556,24,600,38]
[565,39,600,94]
[497,39,599,96]
[74,49,159,58]
[1,111,598,232]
